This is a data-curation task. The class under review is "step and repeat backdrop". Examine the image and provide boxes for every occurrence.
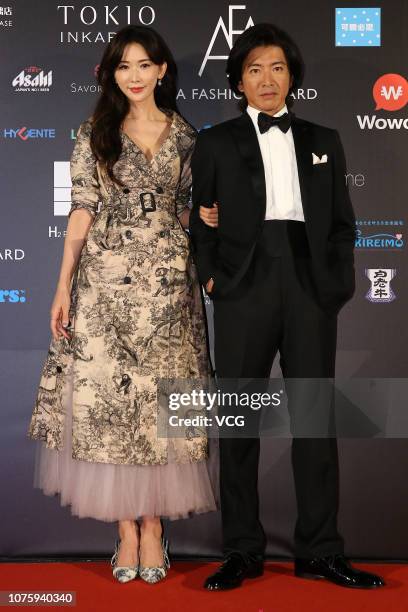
[1,0,408,559]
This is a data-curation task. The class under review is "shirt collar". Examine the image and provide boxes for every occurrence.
[247,103,288,133]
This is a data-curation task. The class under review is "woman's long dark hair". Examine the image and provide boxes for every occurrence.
[90,25,179,186]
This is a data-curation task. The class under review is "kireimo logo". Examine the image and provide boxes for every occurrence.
[355,230,404,249]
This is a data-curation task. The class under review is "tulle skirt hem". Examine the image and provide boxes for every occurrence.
[32,361,219,523]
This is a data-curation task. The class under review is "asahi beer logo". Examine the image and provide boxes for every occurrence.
[355,230,404,250]
[357,74,408,130]
[12,67,53,92]
[199,5,254,76]
[365,269,396,303]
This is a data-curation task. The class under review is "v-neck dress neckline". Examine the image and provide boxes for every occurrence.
[120,110,176,166]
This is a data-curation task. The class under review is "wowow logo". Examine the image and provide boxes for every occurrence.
[199,5,254,76]
[357,74,408,129]
[373,74,408,111]
[54,161,71,215]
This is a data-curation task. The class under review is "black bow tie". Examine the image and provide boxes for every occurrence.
[257,111,291,134]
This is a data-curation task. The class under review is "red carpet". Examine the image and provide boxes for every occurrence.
[0,561,406,611]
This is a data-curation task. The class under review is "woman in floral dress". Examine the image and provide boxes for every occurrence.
[27,25,218,584]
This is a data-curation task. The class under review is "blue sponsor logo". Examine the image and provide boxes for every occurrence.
[355,229,404,249]
[0,289,26,303]
[336,8,381,47]
[3,128,56,140]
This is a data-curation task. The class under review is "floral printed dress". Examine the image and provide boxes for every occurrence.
[27,110,218,521]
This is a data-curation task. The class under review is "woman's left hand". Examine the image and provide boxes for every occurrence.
[199,202,219,228]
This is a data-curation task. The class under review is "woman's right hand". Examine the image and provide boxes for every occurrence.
[199,202,219,228]
[50,286,71,341]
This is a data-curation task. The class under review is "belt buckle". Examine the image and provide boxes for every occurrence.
[140,192,156,213]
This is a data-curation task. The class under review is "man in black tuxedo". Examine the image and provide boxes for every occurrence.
[190,24,384,591]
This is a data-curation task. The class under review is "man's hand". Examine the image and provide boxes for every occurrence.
[199,202,219,227]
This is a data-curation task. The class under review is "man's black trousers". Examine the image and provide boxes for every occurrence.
[212,220,344,560]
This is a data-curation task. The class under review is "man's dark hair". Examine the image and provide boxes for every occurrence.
[226,23,305,111]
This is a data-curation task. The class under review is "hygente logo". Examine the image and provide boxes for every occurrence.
[12,66,53,92]
[199,5,254,76]
[357,74,408,129]
[3,127,55,140]
[365,269,396,303]
[0,290,26,303]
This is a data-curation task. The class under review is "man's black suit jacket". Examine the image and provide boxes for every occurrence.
[189,111,356,315]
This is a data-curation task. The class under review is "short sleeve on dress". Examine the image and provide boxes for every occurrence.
[68,121,101,219]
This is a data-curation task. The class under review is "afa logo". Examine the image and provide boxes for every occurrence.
[0,289,26,303]
[199,5,254,76]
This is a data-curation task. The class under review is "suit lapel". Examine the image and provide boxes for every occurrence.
[227,113,266,219]
[291,115,313,222]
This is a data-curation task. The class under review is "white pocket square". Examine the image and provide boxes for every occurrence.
[312,153,328,165]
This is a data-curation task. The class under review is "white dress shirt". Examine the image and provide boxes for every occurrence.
[246,104,305,222]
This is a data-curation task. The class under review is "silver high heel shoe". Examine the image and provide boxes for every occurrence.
[139,526,170,584]
[110,538,139,583]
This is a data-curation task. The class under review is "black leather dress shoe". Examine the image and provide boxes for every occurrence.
[295,554,385,589]
[204,554,264,590]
